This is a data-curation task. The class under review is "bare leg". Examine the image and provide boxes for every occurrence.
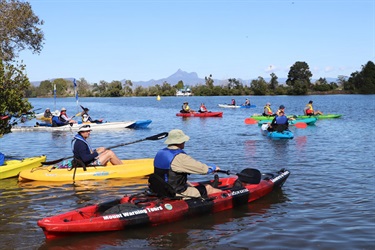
[205,184,222,195]
[98,150,122,165]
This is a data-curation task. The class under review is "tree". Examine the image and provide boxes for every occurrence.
[0,0,44,62]
[286,61,312,95]
[250,77,268,95]
[269,73,278,91]
[346,61,375,94]
[0,60,32,136]
[123,80,133,96]
[77,77,92,97]
[0,0,44,136]
[205,74,214,88]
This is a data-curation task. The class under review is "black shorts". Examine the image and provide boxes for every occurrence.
[195,184,208,197]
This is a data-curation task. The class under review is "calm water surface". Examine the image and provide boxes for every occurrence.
[1,95,374,249]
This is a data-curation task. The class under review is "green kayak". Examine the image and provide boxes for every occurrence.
[294,114,342,119]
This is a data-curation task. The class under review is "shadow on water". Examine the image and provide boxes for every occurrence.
[38,189,288,250]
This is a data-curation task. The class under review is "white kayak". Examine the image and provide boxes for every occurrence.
[218,104,256,109]
[11,121,136,132]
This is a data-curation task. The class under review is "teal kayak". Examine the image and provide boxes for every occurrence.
[260,124,294,139]
[257,117,318,126]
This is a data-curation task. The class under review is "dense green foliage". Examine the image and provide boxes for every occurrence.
[0,0,44,136]
[0,60,33,136]
[344,61,375,94]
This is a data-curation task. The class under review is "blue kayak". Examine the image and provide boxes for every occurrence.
[260,124,294,139]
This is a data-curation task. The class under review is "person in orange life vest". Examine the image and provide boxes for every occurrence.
[198,103,208,113]
[153,129,222,198]
[263,103,275,116]
[304,100,323,115]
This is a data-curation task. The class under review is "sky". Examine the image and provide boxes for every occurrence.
[19,0,375,84]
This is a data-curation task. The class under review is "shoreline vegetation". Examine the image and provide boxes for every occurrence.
[25,60,374,98]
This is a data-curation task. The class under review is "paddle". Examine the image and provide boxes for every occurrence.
[294,122,307,129]
[41,132,168,165]
[216,168,261,184]
[244,118,258,125]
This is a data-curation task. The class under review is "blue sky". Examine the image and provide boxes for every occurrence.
[20,0,374,83]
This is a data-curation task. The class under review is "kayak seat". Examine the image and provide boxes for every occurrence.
[238,168,261,184]
[148,174,177,199]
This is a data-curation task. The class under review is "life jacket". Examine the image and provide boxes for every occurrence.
[306,104,314,115]
[275,115,288,124]
[153,148,188,193]
[52,116,66,127]
[264,106,273,115]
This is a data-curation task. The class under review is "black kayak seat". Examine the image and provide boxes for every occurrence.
[148,174,176,198]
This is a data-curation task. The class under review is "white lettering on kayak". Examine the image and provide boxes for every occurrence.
[102,205,163,220]
[231,189,249,196]
[271,171,290,183]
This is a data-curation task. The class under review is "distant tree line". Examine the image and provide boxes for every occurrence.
[27,61,375,98]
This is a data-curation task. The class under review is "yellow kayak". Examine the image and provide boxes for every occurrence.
[0,155,47,179]
[18,158,154,182]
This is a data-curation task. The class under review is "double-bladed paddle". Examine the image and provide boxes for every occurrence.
[41,132,168,165]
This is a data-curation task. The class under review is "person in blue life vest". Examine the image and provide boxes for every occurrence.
[51,111,67,127]
[267,110,289,132]
[72,125,122,166]
[243,98,251,106]
[153,129,222,198]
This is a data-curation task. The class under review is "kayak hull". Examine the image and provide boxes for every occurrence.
[176,112,223,117]
[11,121,136,132]
[0,155,46,179]
[295,114,342,119]
[127,120,152,129]
[37,168,290,239]
[18,158,154,182]
[218,104,256,108]
[261,125,294,139]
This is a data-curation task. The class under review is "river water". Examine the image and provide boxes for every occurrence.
[0,95,374,250]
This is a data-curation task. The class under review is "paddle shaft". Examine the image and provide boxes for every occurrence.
[41,132,168,165]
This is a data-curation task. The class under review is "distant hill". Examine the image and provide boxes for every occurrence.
[30,70,338,87]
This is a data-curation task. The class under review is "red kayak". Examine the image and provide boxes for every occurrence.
[176,111,223,117]
[37,168,290,239]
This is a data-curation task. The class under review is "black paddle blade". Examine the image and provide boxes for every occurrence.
[147,132,168,140]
